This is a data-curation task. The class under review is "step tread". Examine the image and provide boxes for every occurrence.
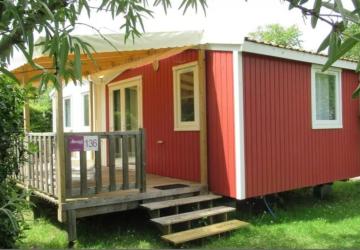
[151,206,235,226]
[141,194,222,210]
[162,219,249,245]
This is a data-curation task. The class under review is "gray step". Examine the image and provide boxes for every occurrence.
[141,194,222,211]
[162,219,249,245]
[151,206,235,226]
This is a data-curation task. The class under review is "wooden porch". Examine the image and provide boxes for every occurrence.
[17,131,205,242]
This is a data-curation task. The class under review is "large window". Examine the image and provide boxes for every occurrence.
[311,65,342,129]
[64,98,71,128]
[173,62,200,131]
[83,93,89,126]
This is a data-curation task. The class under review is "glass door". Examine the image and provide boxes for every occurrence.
[110,78,142,159]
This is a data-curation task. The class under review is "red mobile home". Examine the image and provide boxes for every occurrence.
[100,36,360,200]
[13,31,360,241]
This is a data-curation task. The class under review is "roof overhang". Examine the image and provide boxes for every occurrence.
[241,40,358,71]
[11,30,205,86]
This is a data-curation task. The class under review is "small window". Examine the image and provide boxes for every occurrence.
[64,98,71,128]
[173,62,199,131]
[83,94,89,126]
[311,65,342,129]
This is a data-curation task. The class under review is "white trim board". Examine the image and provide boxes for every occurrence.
[233,50,246,200]
[204,43,242,52]
[241,40,358,71]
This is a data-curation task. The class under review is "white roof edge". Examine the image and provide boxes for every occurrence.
[204,43,242,51]
[241,40,358,71]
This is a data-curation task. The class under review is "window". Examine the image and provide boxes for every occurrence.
[83,94,89,126]
[173,62,200,131]
[64,98,71,127]
[311,65,342,129]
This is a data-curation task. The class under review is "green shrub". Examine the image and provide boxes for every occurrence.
[29,88,52,132]
[0,181,28,248]
[0,77,29,248]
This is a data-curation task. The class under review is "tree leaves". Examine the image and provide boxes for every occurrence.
[285,0,360,98]
[248,24,303,48]
[311,0,322,28]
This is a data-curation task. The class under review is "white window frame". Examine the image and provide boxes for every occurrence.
[311,65,342,129]
[173,61,200,131]
[63,97,72,128]
[82,92,90,128]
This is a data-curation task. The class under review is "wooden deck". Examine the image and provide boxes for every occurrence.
[64,173,204,214]
[18,131,206,243]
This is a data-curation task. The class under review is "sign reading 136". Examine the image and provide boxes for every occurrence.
[84,136,99,151]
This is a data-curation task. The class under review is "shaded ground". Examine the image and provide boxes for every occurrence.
[18,180,360,249]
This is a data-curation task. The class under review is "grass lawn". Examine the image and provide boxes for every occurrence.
[17,180,360,249]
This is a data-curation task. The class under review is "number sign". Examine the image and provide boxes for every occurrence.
[84,136,99,151]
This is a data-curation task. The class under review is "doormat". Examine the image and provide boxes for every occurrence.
[153,184,189,190]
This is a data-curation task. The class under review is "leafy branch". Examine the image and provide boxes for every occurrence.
[285,0,360,97]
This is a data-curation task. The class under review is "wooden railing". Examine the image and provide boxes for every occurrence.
[64,130,146,198]
[17,130,146,199]
[21,133,57,197]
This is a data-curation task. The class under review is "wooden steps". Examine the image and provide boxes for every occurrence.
[141,194,221,211]
[162,220,249,245]
[151,206,235,226]
[143,192,249,244]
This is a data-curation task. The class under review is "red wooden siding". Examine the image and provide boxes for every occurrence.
[206,51,236,198]
[243,52,360,198]
[106,50,200,182]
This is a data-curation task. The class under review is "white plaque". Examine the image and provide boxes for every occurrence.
[84,136,99,151]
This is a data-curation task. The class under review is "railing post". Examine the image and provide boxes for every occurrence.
[140,128,146,193]
[64,136,72,198]
[108,135,116,191]
[122,135,129,190]
[94,137,102,194]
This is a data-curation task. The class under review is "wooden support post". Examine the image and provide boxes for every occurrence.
[198,50,208,187]
[67,210,77,245]
[55,80,66,222]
